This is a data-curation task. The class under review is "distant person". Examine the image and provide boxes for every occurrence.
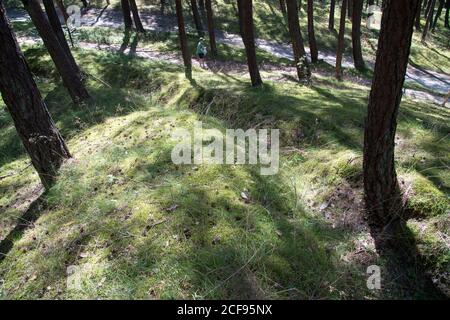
[196,38,207,69]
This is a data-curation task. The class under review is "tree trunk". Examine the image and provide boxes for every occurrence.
[279,0,287,14]
[422,0,436,40]
[0,1,71,188]
[415,0,424,30]
[237,0,262,86]
[329,0,336,30]
[22,0,89,103]
[286,0,310,82]
[307,0,318,63]
[336,0,347,80]
[363,0,420,241]
[121,0,132,30]
[348,0,353,20]
[445,0,450,28]
[190,0,204,36]
[42,0,81,78]
[55,0,69,21]
[352,0,365,70]
[175,0,192,79]
[129,0,145,32]
[431,0,445,31]
[205,0,217,58]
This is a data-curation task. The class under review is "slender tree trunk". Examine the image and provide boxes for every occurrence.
[279,0,287,14]
[22,0,89,103]
[55,0,69,21]
[431,0,445,31]
[415,0,424,30]
[422,0,436,40]
[129,0,145,32]
[121,0,132,30]
[425,0,433,17]
[175,0,192,79]
[42,0,80,78]
[348,0,353,20]
[190,0,204,36]
[336,0,347,80]
[237,0,262,86]
[286,0,310,82]
[364,0,420,242]
[205,0,217,57]
[445,0,450,27]
[352,0,365,70]
[307,0,319,63]
[329,0,336,30]
[0,1,71,188]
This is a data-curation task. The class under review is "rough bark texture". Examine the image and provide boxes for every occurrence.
[0,0,71,188]
[329,0,336,30]
[237,0,262,86]
[364,0,420,240]
[352,0,365,70]
[306,0,318,63]
[129,0,145,32]
[422,0,436,40]
[336,0,347,80]
[42,0,81,78]
[175,0,192,79]
[286,0,310,81]
[205,0,217,57]
[190,0,204,36]
[22,0,89,103]
[121,0,132,30]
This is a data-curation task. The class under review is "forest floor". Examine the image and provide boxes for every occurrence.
[0,1,449,300]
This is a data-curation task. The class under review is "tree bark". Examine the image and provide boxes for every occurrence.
[121,0,132,30]
[415,0,424,30]
[422,0,436,40]
[307,0,318,63]
[286,0,310,82]
[190,0,204,36]
[0,0,71,188]
[329,0,336,30]
[22,0,89,103]
[237,0,262,86]
[431,0,445,30]
[348,0,353,20]
[364,0,420,240]
[336,0,347,80]
[205,0,217,57]
[42,0,81,78]
[352,0,365,70]
[129,0,145,32]
[175,0,192,79]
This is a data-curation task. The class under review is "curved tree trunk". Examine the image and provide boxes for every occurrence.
[329,0,336,30]
[286,0,310,82]
[422,0,436,40]
[205,0,217,58]
[190,0,204,36]
[352,0,365,70]
[22,0,89,103]
[129,0,145,33]
[237,0,262,86]
[0,0,71,188]
[175,0,192,79]
[121,0,132,30]
[42,0,81,78]
[336,0,347,80]
[364,0,421,241]
[307,0,318,63]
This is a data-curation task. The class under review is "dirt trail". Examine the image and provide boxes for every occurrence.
[7,7,450,106]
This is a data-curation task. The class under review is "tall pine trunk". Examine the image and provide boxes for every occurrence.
[121,0,132,30]
[352,0,365,70]
[175,0,192,79]
[0,1,71,188]
[22,0,89,103]
[286,0,310,82]
[329,0,336,30]
[129,0,145,32]
[237,0,262,86]
[190,0,204,36]
[415,0,424,30]
[205,0,217,57]
[42,0,80,78]
[431,0,445,31]
[336,0,347,80]
[307,0,318,63]
[445,0,450,28]
[422,0,436,40]
[364,0,420,241]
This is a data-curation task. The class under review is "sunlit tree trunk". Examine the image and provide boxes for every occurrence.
[0,1,71,188]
